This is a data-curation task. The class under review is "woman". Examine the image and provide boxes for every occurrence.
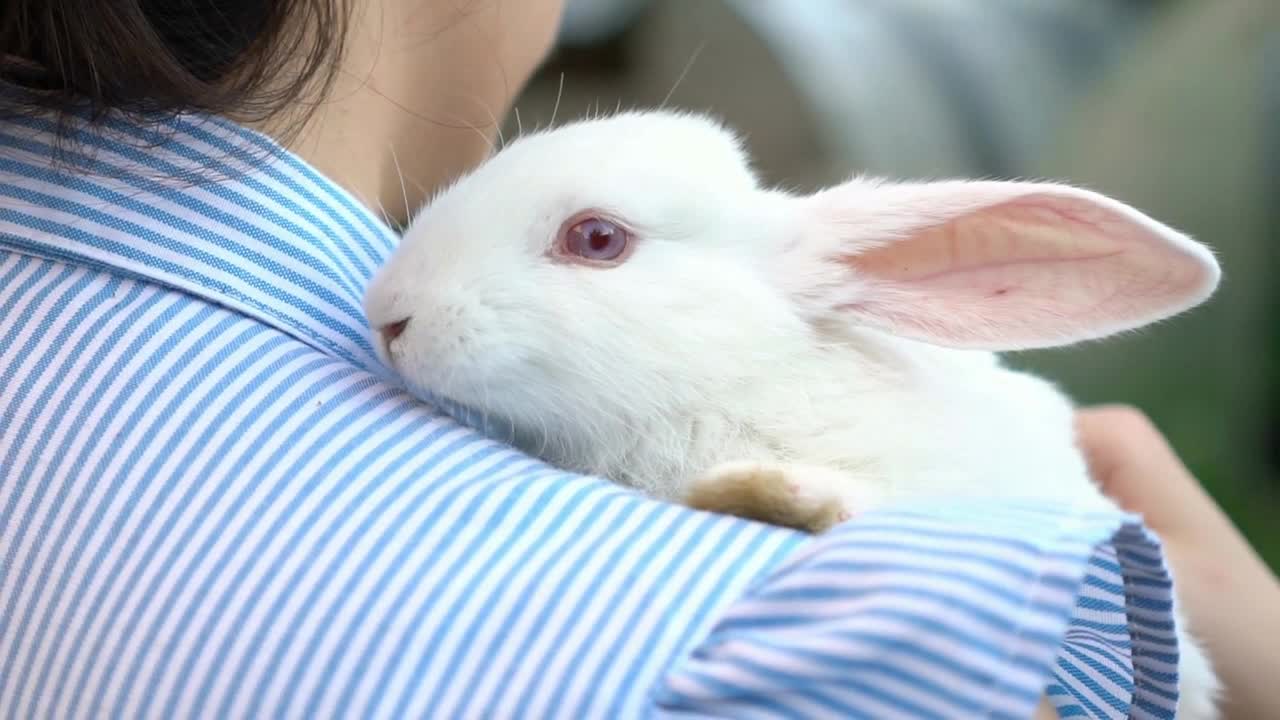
[0,1,1275,718]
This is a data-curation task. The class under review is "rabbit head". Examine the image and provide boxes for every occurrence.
[365,110,1220,487]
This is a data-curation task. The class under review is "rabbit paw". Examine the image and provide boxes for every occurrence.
[684,461,876,534]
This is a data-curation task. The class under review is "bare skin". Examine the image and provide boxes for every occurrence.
[257,0,566,227]
[1076,406,1280,720]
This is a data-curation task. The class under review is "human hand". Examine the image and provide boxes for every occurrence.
[1075,405,1280,720]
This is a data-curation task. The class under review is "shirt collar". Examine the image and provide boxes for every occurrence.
[0,110,398,373]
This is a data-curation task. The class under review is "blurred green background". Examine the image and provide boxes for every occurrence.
[510,0,1280,570]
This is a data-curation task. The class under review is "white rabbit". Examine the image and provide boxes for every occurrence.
[365,110,1222,718]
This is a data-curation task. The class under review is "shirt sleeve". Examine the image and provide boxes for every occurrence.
[651,503,1182,720]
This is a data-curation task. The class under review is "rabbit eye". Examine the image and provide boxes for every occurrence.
[559,216,632,265]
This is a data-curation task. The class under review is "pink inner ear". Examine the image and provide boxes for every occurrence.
[840,192,1217,350]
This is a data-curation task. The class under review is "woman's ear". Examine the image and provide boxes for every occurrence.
[778,179,1220,351]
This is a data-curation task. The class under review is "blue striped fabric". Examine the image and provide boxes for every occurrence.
[0,110,1181,719]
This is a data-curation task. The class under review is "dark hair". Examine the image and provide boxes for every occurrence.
[0,0,350,134]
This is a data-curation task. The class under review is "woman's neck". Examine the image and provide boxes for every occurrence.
[250,0,560,228]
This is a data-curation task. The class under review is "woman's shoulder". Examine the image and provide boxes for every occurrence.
[0,261,1181,718]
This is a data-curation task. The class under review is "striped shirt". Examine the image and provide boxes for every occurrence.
[0,110,1183,719]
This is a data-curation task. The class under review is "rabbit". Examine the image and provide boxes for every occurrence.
[364,110,1222,718]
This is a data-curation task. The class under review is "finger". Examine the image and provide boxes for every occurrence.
[1074,405,1203,531]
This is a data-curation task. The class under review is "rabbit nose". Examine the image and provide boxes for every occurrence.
[379,317,411,345]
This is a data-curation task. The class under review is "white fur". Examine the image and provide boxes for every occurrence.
[365,110,1221,717]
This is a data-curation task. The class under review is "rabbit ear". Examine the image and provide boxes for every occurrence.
[780,179,1220,351]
